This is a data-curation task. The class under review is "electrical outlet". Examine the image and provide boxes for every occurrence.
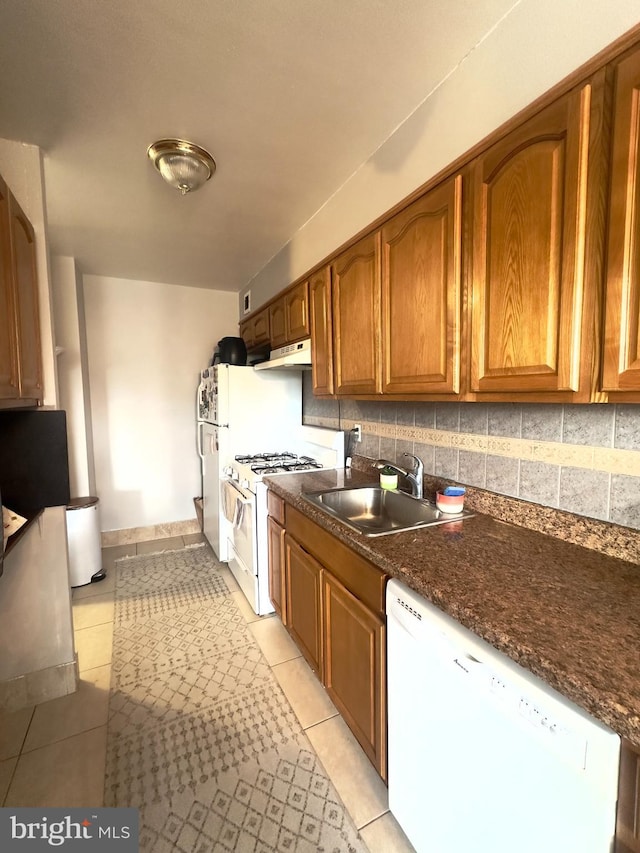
[353,424,362,443]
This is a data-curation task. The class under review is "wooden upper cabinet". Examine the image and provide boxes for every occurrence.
[241,306,270,350]
[285,279,310,343]
[10,193,42,402]
[239,319,254,349]
[381,175,463,395]
[470,84,593,396]
[0,176,19,401]
[309,266,334,396]
[269,298,287,348]
[603,46,640,397]
[0,177,42,406]
[332,232,381,396]
[248,281,309,352]
[252,307,270,346]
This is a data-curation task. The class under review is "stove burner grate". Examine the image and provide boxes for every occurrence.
[235,450,323,475]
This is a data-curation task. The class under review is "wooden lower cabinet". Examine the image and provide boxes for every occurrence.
[617,739,640,852]
[269,500,388,780]
[284,534,323,676]
[323,570,386,780]
[267,516,286,623]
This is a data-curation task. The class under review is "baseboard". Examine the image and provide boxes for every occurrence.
[0,656,79,714]
[101,517,201,548]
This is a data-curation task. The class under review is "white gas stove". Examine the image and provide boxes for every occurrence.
[230,451,324,487]
[221,427,344,615]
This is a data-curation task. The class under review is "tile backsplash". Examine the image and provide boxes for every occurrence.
[301,373,640,531]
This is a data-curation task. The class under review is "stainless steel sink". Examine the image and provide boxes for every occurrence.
[303,486,473,536]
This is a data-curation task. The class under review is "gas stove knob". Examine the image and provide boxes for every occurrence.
[222,466,233,476]
[241,479,250,489]
[230,469,239,481]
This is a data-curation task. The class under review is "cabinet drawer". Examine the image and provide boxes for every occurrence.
[285,504,386,616]
[267,490,285,525]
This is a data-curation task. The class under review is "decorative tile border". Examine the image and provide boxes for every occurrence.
[335,417,640,478]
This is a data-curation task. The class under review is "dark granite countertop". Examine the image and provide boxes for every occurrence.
[265,467,640,747]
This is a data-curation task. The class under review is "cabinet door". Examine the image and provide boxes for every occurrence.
[617,738,640,852]
[239,319,254,350]
[8,193,42,402]
[309,266,334,396]
[267,516,287,623]
[332,232,381,395]
[0,177,19,401]
[269,297,287,348]
[323,571,386,779]
[381,175,462,394]
[470,85,592,394]
[603,47,640,395]
[285,280,310,342]
[252,308,270,346]
[284,534,323,675]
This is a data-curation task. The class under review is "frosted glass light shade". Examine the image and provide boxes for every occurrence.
[147,139,216,195]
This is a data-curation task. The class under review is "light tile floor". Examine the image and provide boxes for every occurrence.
[0,535,414,852]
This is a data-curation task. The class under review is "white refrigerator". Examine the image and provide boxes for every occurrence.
[196,364,302,560]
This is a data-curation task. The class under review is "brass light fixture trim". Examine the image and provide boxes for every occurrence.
[147,138,216,195]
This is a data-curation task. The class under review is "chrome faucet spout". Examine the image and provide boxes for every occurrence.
[373,459,409,478]
[372,453,424,499]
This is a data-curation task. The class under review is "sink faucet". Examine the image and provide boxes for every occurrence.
[372,453,424,499]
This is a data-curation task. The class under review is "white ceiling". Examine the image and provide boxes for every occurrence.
[0,0,517,292]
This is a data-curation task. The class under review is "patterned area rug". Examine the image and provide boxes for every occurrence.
[104,545,368,853]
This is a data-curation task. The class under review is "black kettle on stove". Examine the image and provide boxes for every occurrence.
[213,336,247,366]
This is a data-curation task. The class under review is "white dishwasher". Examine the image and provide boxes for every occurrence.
[386,578,620,853]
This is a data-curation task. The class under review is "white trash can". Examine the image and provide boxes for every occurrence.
[66,496,105,587]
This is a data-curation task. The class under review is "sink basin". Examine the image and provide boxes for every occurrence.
[303,486,473,536]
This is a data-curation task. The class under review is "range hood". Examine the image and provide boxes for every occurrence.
[254,338,312,371]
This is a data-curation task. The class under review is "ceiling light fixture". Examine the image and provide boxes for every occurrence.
[147,138,216,195]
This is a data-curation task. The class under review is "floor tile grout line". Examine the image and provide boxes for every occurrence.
[18,722,109,757]
[1,755,20,807]
[73,618,115,632]
[356,809,392,832]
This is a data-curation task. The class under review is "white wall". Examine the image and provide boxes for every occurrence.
[241,0,640,312]
[51,255,96,496]
[83,275,237,533]
[0,137,58,407]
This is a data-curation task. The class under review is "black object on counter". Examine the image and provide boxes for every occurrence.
[0,410,70,516]
[213,336,247,365]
